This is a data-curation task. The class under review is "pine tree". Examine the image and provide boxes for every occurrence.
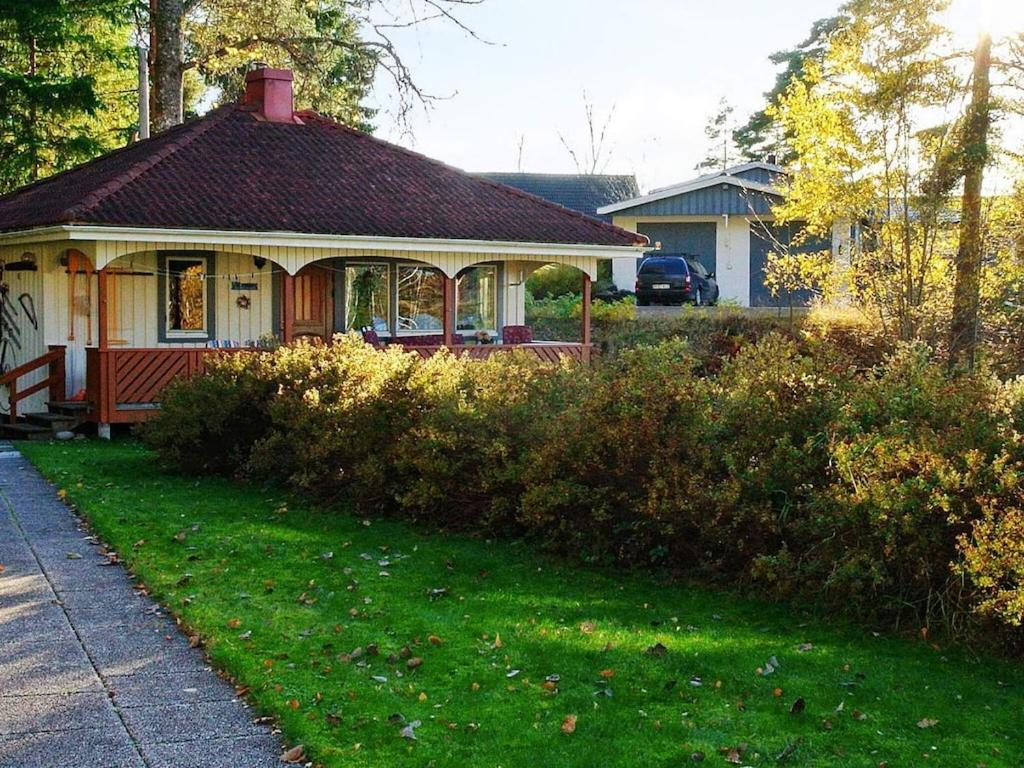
[0,0,136,192]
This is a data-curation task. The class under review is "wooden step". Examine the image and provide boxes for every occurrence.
[0,423,53,441]
[47,401,90,417]
[26,412,79,430]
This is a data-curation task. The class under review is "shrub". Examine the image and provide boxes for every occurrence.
[144,330,1024,648]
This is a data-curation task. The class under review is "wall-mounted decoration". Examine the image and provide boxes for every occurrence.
[236,294,252,310]
[3,252,37,271]
[231,280,259,291]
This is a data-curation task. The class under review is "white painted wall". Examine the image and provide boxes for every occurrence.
[714,216,752,306]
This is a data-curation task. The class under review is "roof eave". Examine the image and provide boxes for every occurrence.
[597,176,783,216]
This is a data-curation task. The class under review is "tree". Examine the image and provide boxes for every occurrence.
[0,0,136,192]
[147,0,489,134]
[769,0,962,341]
[948,33,993,371]
[734,14,846,164]
[557,90,616,174]
[695,97,737,172]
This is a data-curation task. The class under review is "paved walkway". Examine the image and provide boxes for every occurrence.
[0,443,283,768]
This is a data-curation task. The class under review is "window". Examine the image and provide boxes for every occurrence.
[686,259,708,278]
[166,258,208,336]
[457,265,497,332]
[398,266,444,333]
[345,264,390,333]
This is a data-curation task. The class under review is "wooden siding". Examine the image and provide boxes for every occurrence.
[0,257,47,414]
[611,186,778,218]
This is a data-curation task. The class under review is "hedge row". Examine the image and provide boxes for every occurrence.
[142,333,1024,649]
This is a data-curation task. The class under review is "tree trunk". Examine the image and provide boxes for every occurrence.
[949,33,992,372]
[149,0,185,133]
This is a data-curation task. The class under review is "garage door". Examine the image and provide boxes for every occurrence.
[636,222,717,275]
[749,222,828,307]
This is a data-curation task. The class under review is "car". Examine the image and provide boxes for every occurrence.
[634,255,719,306]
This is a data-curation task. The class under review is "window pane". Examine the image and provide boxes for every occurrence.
[398,267,444,332]
[457,266,497,331]
[168,259,205,332]
[345,265,390,333]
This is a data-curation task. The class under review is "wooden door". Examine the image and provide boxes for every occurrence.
[293,265,334,341]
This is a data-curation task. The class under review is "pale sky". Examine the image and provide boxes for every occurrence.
[366,0,1024,194]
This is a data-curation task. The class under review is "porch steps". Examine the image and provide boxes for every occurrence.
[0,423,53,441]
[1,402,90,441]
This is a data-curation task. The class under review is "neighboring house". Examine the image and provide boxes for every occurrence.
[0,67,645,436]
[478,173,640,288]
[598,162,846,306]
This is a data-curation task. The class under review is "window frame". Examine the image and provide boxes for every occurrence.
[343,261,393,337]
[396,264,446,337]
[456,264,499,336]
[158,251,216,343]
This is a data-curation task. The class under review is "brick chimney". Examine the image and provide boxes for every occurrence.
[243,65,294,122]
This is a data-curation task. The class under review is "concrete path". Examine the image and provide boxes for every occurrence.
[0,443,284,768]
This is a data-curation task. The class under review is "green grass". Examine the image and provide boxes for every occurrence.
[20,440,1024,768]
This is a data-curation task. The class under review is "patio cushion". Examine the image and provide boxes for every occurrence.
[502,325,533,345]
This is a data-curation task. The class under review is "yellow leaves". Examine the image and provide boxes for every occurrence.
[288,698,300,710]
[417,691,428,702]
[599,668,615,679]
[428,634,443,645]
[226,618,241,629]
[470,682,481,692]
[57,488,67,500]
[560,714,577,734]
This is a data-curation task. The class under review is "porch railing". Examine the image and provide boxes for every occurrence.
[86,347,240,424]
[84,342,593,425]
[0,345,66,424]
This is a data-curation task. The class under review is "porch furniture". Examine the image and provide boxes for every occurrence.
[501,325,533,345]
[397,334,467,347]
[361,327,383,348]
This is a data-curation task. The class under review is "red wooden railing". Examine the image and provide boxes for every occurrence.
[83,342,592,425]
[85,347,244,424]
[0,345,66,424]
[406,343,593,364]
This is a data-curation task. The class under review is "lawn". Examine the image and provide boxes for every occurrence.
[20,440,1024,768]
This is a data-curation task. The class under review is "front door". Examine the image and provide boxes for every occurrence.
[293,265,334,341]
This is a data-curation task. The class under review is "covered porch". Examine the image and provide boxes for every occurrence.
[1,230,608,432]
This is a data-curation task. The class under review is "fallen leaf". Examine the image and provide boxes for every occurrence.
[560,714,577,734]
[773,688,784,698]
[428,635,443,645]
[65,552,82,560]
[227,618,242,629]
[579,621,596,634]
[852,709,867,721]
[917,718,939,729]
[399,720,422,740]
[691,751,705,762]
[288,698,300,710]
[599,669,615,679]
[418,691,428,702]
[280,744,305,763]
[407,657,423,670]
[646,642,667,658]
[798,643,814,653]
[719,743,747,764]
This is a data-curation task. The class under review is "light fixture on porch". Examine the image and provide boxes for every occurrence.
[253,256,267,270]
[3,252,38,271]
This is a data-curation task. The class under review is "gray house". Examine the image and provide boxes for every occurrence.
[598,162,840,306]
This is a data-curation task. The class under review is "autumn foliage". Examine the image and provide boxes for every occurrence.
[143,333,1024,648]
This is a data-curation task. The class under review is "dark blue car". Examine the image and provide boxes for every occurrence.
[635,255,719,306]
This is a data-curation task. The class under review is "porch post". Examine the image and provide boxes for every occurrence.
[96,268,112,438]
[442,274,455,348]
[281,271,295,343]
[581,272,592,361]
[97,267,109,350]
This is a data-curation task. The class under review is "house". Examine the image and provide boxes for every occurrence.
[478,173,641,289]
[0,67,646,438]
[598,162,846,306]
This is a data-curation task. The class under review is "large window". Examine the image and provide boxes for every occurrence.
[457,265,497,332]
[345,264,390,333]
[398,266,444,333]
[166,257,207,337]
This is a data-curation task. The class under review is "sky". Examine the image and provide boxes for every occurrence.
[366,0,1024,194]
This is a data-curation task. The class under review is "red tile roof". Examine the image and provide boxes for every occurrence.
[0,104,644,248]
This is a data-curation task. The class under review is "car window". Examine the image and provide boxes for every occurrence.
[686,259,708,278]
[639,258,687,276]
